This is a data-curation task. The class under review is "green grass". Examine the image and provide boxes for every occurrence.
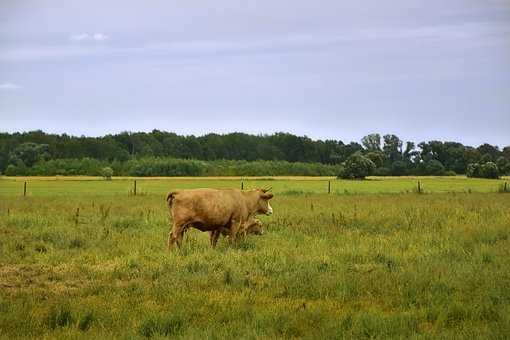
[1,177,509,339]
[1,175,508,197]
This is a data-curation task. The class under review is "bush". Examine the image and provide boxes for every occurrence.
[3,157,340,177]
[4,164,18,176]
[338,153,376,180]
[467,162,499,179]
[374,167,391,176]
[444,170,457,176]
[100,167,114,180]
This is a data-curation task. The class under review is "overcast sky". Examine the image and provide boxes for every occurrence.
[1,0,509,146]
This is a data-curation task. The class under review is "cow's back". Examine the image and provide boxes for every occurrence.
[170,189,244,228]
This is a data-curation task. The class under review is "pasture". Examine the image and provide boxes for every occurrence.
[1,176,510,339]
[0,175,509,197]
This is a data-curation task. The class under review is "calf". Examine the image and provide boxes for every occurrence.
[209,217,264,247]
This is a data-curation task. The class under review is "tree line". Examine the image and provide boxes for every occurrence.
[0,130,508,177]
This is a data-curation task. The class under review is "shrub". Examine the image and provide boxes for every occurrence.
[100,167,114,180]
[338,153,376,180]
[4,164,18,176]
[374,167,391,176]
[444,170,456,176]
[467,162,499,179]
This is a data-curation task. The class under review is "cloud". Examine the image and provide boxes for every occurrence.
[92,33,108,41]
[1,21,506,63]
[69,33,109,41]
[0,83,22,90]
[70,33,89,41]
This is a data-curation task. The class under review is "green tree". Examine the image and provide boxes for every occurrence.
[374,167,391,176]
[467,162,500,179]
[365,151,385,168]
[502,146,510,161]
[9,143,50,167]
[383,134,403,163]
[466,163,481,178]
[361,133,381,151]
[338,153,376,180]
[496,157,508,173]
[0,130,505,177]
[480,154,492,164]
[391,161,408,176]
[403,142,419,162]
[425,160,445,176]
[480,162,499,179]
[477,143,500,161]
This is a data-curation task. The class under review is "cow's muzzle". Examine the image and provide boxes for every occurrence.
[266,203,273,215]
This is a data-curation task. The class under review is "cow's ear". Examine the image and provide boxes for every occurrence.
[261,192,273,200]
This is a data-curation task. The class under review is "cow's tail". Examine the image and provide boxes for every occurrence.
[166,191,177,207]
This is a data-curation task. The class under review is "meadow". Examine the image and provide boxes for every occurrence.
[0,175,509,197]
[1,176,509,339]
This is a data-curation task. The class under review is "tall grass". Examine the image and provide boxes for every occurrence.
[0,191,509,338]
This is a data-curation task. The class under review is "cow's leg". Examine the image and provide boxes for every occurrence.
[175,225,186,248]
[168,222,185,249]
[209,230,221,248]
[228,219,242,243]
[167,222,175,249]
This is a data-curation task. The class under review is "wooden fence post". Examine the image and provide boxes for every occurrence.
[23,181,27,197]
[241,181,244,190]
[328,180,331,194]
[134,180,137,196]
[75,207,80,226]
[417,181,421,194]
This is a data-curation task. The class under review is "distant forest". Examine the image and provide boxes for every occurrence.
[1,130,508,177]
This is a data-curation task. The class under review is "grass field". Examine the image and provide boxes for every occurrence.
[1,175,509,197]
[1,177,510,339]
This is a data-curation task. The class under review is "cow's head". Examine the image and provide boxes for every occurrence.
[254,188,274,215]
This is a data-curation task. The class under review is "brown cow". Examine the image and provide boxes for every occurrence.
[166,188,273,248]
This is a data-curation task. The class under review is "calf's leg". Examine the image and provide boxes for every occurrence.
[209,230,221,248]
